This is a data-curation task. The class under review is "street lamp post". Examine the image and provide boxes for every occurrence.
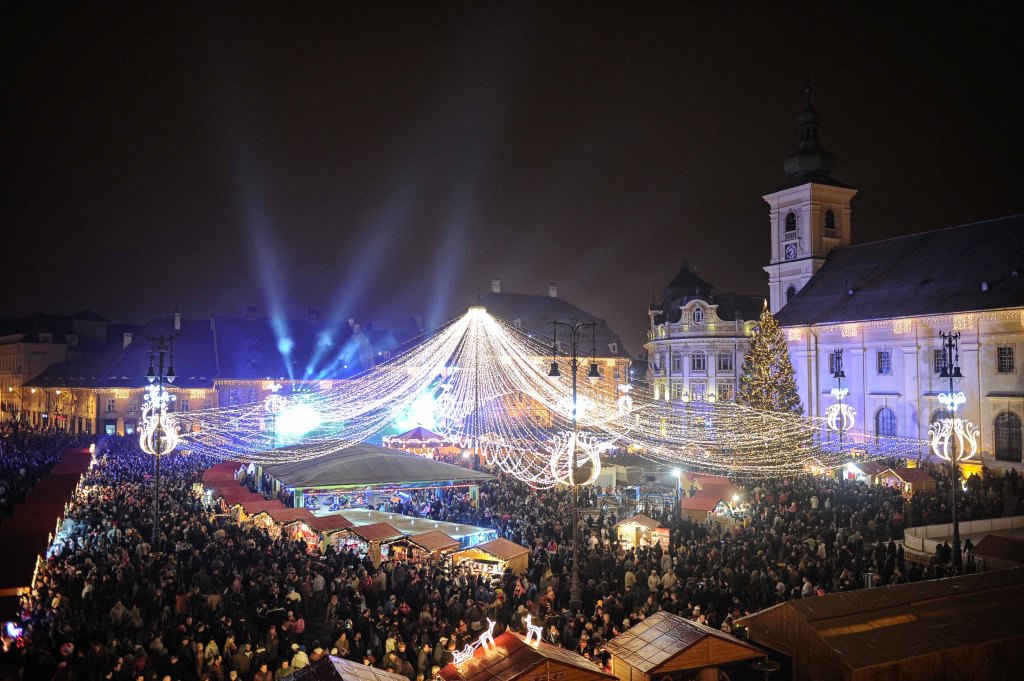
[142,332,179,543]
[547,318,600,615]
[833,350,846,453]
[939,331,965,571]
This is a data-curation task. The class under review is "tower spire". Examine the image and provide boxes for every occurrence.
[783,80,835,182]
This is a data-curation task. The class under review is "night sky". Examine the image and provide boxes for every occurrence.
[3,2,1023,355]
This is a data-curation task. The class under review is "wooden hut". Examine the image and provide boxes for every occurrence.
[876,467,936,498]
[235,498,285,523]
[841,460,885,483]
[391,529,460,561]
[613,514,666,550]
[291,655,410,681]
[307,514,355,552]
[737,568,1024,681]
[440,632,614,681]
[451,537,530,577]
[605,611,765,681]
[337,522,403,566]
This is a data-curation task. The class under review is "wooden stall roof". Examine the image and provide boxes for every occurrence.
[471,537,530,561]
[878,467,934,484]
[848,460,886,477]
[291,655,410,681]
[440,632,614,681]
[612,514,662,530]
[202,463,240,485]
[973,534,1024,565]
[218,487,264,504]
[680,493,721,512]
[308,514,355,533]
[406,529,460,553]
[266,507,317,525]
[736,568,1024,674]
[240,499,285,515]
[347,522,403,542]
[604,611,764,673]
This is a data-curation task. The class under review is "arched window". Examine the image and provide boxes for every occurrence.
[995,411,1023,462]
[785,211,797,233]
[876,407,897,437]
[929,409,951,434]
[824,209,836,230]
[786,286,797,302]
[692,307,704,324]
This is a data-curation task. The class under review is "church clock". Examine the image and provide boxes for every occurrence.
[784,243,798,261]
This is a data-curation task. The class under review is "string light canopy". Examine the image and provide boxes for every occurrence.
[177,307,930,486]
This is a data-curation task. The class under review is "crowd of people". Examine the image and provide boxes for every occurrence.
[0,432,1019,681]
[0,426,91,520]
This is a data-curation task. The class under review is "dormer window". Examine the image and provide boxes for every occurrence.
[692,307,704,324]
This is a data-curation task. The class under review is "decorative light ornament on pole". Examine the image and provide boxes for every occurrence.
[825,349,854,452]
[547,317,601,615]
[928,331,976,572]
[139,323,180,542]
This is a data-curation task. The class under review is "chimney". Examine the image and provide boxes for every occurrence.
[308,308,320,323]
[122,332,133,349]
[981,281,989,292]
[548,283,558,298]
[246,306,257,321]
[174,311,181,331]
[491,278,501,294]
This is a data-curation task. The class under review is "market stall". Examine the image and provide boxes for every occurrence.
[234,498,285,524]
[613,514,667,550]
[451,537,530,577]
[390,529,460,562]
[335,521,403,566]
[381,426,463,458]
[307,513,355,552]
[877,467,936,498]
[842,460,885,483]
[249,507,319,546]
[680,493,724,523]
[605,611,766,681]
[439,632,614,681]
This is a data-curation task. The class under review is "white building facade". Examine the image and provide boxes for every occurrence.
[644,262,762,405]
[766,101,1024,469]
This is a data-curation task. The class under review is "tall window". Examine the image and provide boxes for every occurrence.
[691,351,707,373]
[181,399,190,412]
[786,286,797,302]
[877,350,892,375]
[692,307,704,324]
[128,401,138,413]
[933,349,945,374]
[717,353,734,372]
[105,398,116,413]
[997,346,1015,373]
[824,209,836,230]
[690,381,707,401]
[671,354,682,373]
[717,381,735,402]
[876,407,897,437]
[995,411,1022,462]
[248,388,258,403]
[228,390,239,406]
[930,409,952,428]
[785,211,797,234]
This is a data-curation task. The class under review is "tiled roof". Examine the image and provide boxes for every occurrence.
[345,522,402,542]
[477,292,630,358]
[307,514,355,533]
[605,611,763,672]
[775,214,1024,327]
[878,467,934,484]
[405,530,460,553]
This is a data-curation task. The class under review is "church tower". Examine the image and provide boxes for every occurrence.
[763,87,857,313]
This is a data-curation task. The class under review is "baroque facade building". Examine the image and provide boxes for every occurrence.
[644,264,762,405]
[766,100,1024,469]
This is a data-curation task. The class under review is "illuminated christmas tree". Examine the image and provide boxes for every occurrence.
[739,301,803,415]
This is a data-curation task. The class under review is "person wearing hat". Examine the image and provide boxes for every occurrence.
[291,644,310,669]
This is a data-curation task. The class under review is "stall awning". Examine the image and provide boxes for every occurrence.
[240,499,285,515]
[308,514,355,533]
[878,467,935,484]
[347,522,402,543]
[291,655,411,681]
[613,514,662,530]
[266,507,317,526]
[405,530,460,553]
[471,537,530,561]
[440,632,614,681]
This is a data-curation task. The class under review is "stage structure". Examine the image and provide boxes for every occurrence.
[175,307,929,487]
